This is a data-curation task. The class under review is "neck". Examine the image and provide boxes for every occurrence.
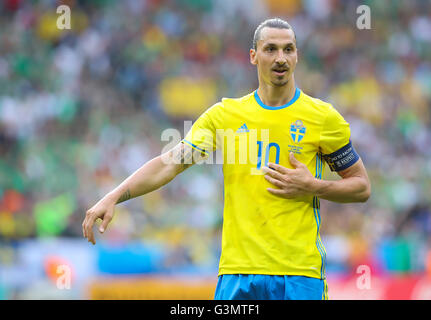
[257,75,296,107]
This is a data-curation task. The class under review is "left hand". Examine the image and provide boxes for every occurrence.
[261,152,316,199]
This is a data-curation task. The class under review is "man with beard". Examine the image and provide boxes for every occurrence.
[83,18,370,300]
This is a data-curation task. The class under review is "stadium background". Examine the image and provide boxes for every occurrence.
[1,0,431,299]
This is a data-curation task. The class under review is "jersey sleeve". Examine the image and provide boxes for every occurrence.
[181,102,221,157]
[319,105,360,172]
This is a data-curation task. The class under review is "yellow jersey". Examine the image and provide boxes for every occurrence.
[182,88,359,279]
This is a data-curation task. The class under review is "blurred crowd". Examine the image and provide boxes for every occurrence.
[1,0,431,291]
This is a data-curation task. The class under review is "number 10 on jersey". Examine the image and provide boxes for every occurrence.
[256,140,280,170]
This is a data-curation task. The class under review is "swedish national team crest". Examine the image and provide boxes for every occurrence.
[290,120,306,143]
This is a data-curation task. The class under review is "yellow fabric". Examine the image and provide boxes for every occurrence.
[182,89,351,279]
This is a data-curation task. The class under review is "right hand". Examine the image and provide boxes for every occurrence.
[82,195,116,245]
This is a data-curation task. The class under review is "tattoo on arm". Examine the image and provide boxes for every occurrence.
[173,143,194,167]
[116,189,131,204]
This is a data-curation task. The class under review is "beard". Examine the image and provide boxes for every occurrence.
[271,77,290,87]
[270,68,291,87]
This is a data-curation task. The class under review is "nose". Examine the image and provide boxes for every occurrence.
[275,49,287,65]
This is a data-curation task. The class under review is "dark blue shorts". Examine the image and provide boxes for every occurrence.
[214,274,328,300]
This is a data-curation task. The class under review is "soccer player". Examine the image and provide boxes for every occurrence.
[82,18,371,300]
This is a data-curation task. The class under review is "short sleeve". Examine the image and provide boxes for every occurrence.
[320,106,360,171]
[181,103,221,157]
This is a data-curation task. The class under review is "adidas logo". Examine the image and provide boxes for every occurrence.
[236,123,250,133]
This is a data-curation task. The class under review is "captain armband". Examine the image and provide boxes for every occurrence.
[322,140,360,172]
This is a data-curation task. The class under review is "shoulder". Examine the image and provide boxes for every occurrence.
[299,90,336,113]
[299,90,347,125]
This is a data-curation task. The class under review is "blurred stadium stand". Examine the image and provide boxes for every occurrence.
[0,0,430,299]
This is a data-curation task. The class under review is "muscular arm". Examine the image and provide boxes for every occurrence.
[109,143,195,204]
[311,158,371,203]
[82,142,197,244]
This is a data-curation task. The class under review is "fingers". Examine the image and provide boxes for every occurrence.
[262,165,284,180]
[82,212,88,238]
[267,188,295,199]
[83,210,97,245]
[267,162,292,174]
[88,230,95,245]
[267,188,289,197]
[289,152,302,168]
[99,211,113,234]
[264,174,285,188]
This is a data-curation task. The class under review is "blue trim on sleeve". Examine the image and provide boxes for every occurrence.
[322,141,360,172]
[254,87,300,110]
[182,139,209,155]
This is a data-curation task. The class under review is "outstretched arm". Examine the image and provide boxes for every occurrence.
[262,152,371,203]
[82,142,197,244]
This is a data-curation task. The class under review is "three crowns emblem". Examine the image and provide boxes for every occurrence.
[290,120,306,143]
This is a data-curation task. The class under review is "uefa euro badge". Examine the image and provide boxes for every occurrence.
[290,120,306,143]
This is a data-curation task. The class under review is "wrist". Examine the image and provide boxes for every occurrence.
[108,185,133,204]
[105,190,122,203]
[309,178,323,196]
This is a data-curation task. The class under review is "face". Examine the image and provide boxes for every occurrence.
[250,27,298,87]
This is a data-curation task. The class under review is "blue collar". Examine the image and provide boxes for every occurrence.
[254,87,301,110]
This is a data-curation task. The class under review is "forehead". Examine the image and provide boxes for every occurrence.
[258,27,296,46]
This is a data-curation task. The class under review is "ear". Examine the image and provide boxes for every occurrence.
[250,48,257,65]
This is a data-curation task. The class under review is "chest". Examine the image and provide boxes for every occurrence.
[219,108,323,163]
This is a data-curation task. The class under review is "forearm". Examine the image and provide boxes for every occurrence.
[106,155,179,204]
[83,144,192,245]
[311,176,371,203]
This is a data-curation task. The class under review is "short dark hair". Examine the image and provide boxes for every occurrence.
[252,18,296,50]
